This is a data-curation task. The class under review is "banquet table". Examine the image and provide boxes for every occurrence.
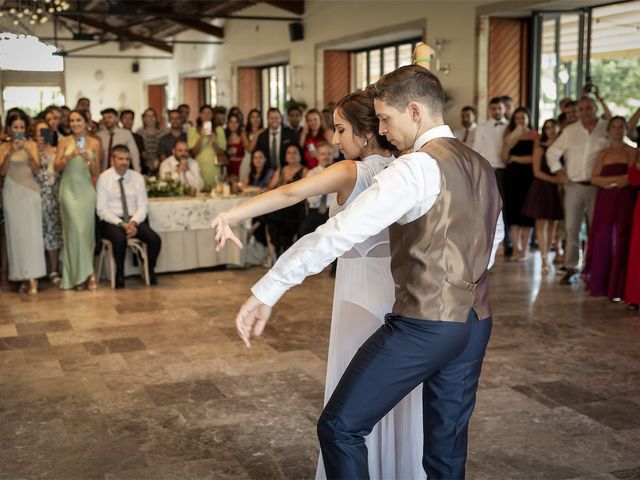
[144,194,250,273]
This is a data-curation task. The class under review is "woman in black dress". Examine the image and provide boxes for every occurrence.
[502,107,538,261]
[521,119,564,274]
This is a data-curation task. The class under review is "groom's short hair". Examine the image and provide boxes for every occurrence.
[369,65,445,117]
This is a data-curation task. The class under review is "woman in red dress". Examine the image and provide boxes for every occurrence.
[583,117,637,301]
[624,148,640,309]
[225,113,245,179]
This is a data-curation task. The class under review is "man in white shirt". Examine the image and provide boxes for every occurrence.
[233,65,504,478]
[97,108,141,172]
[298,142,337,236]
[97,144,161,288]
[473,96,510,254]
[546,96,610,284]
[453,105,477,148]
[158,140,204,193]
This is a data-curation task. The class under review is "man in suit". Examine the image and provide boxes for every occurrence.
[255,108,298,170]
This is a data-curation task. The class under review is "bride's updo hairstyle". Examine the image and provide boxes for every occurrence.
[335,90,398,156]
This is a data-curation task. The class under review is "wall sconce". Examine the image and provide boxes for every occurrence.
[292,65,304,90]
[434,39,451,75]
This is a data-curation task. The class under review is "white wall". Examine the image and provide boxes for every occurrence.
[139,0,491,128]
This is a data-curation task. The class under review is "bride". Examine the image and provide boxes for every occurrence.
[211,44,434,479]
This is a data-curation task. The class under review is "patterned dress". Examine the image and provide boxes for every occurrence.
[36,147,63,251]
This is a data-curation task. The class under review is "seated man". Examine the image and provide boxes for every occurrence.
[97,144,162,288]
[158,140,204,193]
[298,141,337,237]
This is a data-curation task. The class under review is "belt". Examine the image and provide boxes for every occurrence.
[574,181,592,186]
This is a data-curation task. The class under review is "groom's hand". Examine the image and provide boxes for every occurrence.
[235,295,273,348]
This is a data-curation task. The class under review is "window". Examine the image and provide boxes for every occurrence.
[531,1,640,125]
[261,64,290,114]
[3,86,65,118]
[352,38,422,91]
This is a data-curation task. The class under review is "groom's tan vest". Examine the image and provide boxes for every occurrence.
[389,137,502,322]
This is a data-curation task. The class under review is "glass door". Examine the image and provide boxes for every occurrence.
[531,10,589,126]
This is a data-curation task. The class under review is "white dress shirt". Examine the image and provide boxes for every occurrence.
[306,165,337,209]
[96,168,149,225]
[453,123,477,148]
[158,155,205,193]
[472,119,507,169]
[546,118,609,182]
[97,127,141,172]
[252,125,505,307]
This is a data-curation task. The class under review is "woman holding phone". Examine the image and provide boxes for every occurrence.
[35,120,63,286]
[188,105,226,191]
[0,110,46,295]
[54,109,101,290]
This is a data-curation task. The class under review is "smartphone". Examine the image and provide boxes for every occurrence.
[203,121,213,136]
[76,136,86,152]
[14,131,25,140]
[40,127,53,145]
[585,76,593,93]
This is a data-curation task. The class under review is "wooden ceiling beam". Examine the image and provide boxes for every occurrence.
[58,14,174,53]
[264,1,305,15]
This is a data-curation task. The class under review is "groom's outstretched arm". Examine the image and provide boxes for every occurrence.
[252,154,442,307]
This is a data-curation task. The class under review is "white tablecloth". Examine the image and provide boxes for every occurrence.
[147,194,249,273]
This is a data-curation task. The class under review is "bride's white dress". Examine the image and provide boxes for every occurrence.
[316,154,426,480]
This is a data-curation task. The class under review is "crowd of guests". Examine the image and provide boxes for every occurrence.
[2,90,638,310]
[0,98,339,293]
[462,90,640,310]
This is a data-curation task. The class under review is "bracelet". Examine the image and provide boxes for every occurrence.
[413,57,432,64]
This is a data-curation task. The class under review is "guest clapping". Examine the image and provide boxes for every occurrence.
[501,107,537,260]
[0,110,46,295]
[55,109,100,290]
[97,145,161,288]
[583,117,637,301]
[158,140,204,193]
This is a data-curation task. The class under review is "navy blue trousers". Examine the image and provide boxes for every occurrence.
[317,309,492,480]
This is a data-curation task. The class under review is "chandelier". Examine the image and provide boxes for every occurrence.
[0,0,71,26]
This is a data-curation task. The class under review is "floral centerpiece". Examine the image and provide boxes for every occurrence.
[145,175,196,198]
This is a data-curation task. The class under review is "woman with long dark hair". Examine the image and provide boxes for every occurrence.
[54,109,101,290]
[211,47,434,477]
[225,113,245,179]
[299,108,333,169]
[0,110,46,295]
[521,118,564,273]
[502,106,538,260]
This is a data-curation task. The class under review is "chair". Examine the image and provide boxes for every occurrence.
[96,238,151,289]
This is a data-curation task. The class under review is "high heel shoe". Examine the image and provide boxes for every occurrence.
[27,279,38,296]
[87,274,97,291]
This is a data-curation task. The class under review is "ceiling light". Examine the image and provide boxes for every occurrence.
[9,7,16,14]
[40,16,48,23]
[13,19,19,25]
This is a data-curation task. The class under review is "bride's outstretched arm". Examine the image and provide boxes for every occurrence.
[211,160,357,250]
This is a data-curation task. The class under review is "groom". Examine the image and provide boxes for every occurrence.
[235,65,503,479]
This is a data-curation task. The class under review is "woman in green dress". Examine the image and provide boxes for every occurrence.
[54,110,101,290]
[187,104,226,191]
[0,110,46,295]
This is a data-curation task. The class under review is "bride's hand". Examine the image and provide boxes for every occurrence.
[235,295,273,348]
[211,212,244,252]
[412,43,435,69]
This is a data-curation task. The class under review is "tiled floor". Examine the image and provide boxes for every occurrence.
[0,255,639,479]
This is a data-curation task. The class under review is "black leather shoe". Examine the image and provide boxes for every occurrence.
[149,275,158,286]
[115,275,125,289]
[559,269,577,285]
